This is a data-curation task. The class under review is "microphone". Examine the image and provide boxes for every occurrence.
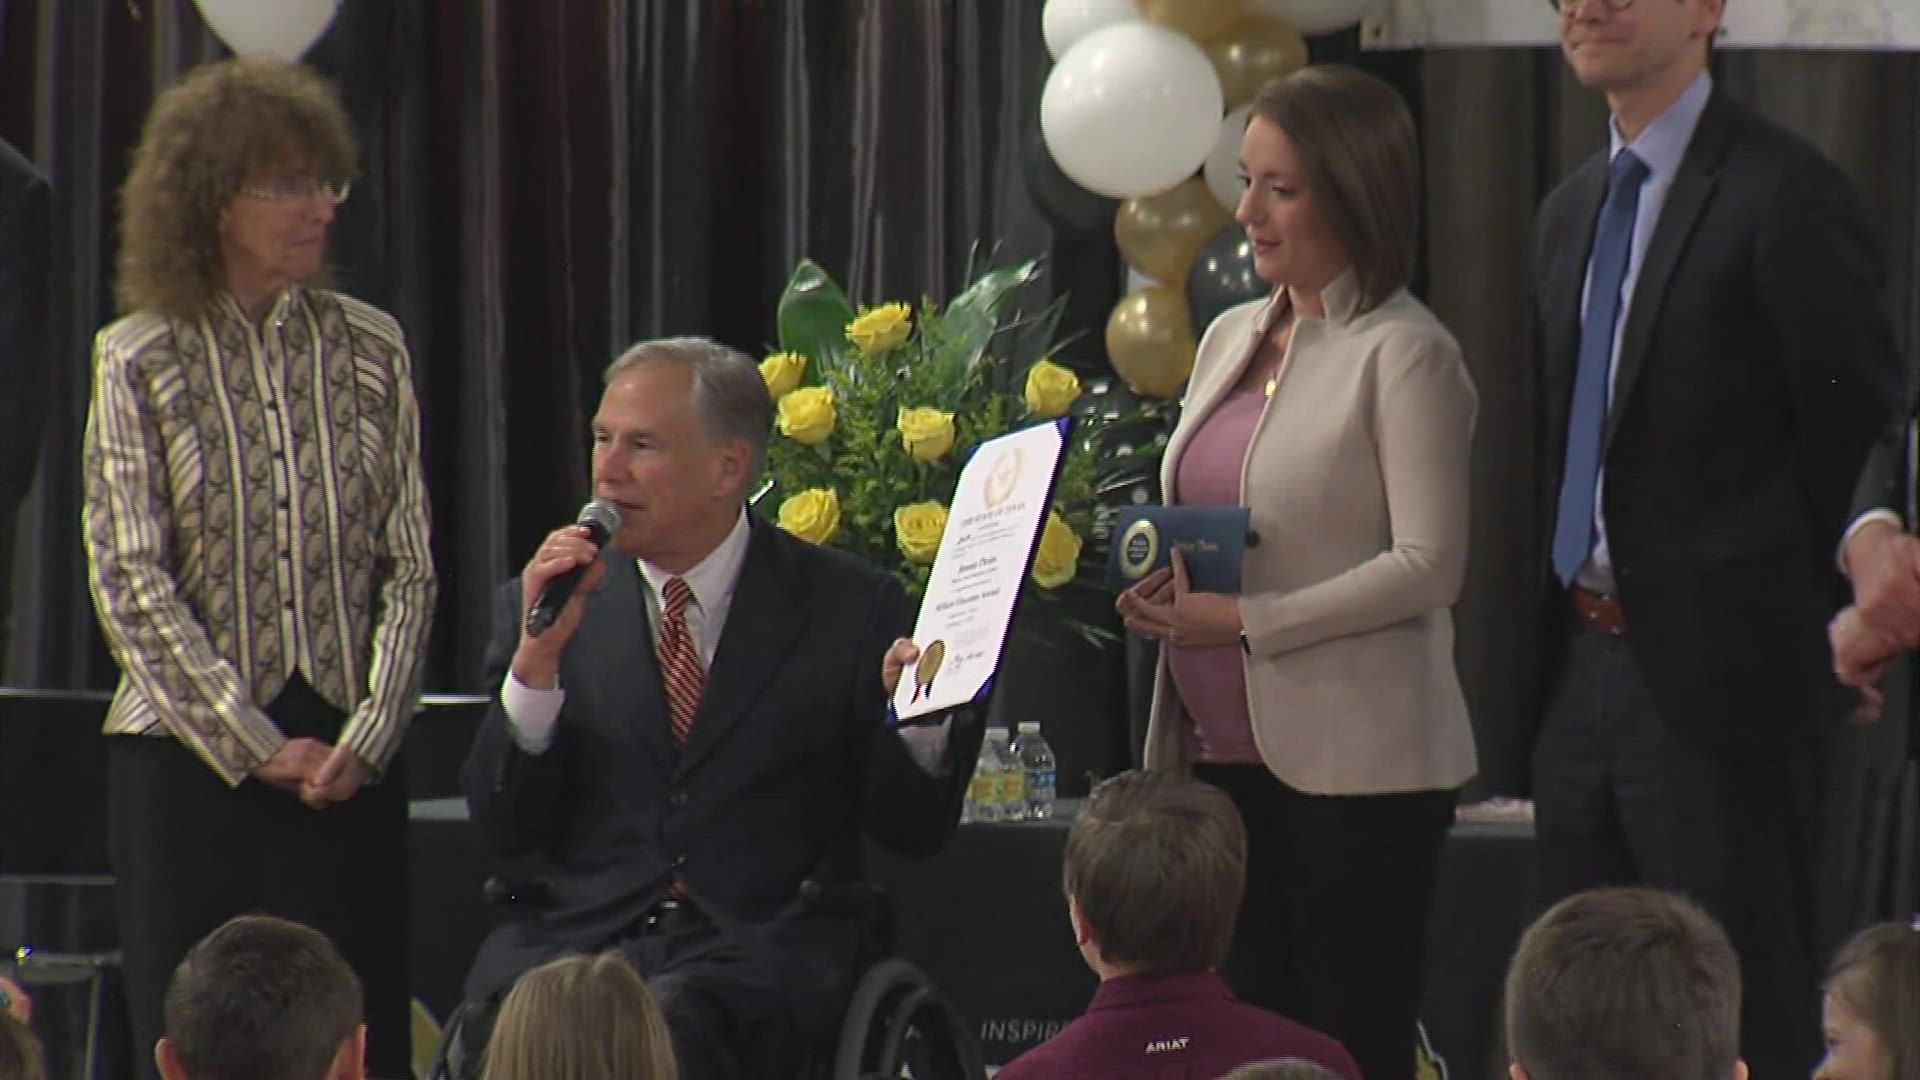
[523,500,622,637]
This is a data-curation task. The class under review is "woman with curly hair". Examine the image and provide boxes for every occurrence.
[81,58,434,1079]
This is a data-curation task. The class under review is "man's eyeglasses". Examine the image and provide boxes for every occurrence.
[239,178,352,205]
[1548,0,1635,12]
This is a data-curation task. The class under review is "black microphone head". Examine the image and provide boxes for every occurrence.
[577,500,621,546]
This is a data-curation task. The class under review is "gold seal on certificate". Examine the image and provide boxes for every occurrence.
[891,420,1071,723]
[910,639,947,704]
[1115,516,1160,584]
[983,446,1025,509]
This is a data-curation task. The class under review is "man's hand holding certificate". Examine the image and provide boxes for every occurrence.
[891,420,1070,722]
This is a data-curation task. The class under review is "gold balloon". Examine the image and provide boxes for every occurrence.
[1115,176,1232,287]
[1207,14,1309,109]
[1140,0,1246,44]
[1106,286,1197,400]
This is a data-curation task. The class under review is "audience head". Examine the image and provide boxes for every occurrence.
[1061,768,1246,978]
[594,336,771,569]
[118,58,357,319]
[1239,64,1420,313]
[156,914,365,1080]
[1220,1057,1349,1080]
[482,950,678,1080]
[1816,921,1920,1080]
[1504,887,1744,1080]
[0,1011,46,1080]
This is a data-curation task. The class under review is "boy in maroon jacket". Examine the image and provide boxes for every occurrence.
[996,770,1359,1080]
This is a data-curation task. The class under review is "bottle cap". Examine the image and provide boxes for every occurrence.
[1018,721,1041,734]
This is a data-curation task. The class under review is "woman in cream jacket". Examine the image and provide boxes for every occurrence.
[1117,66,1476,1080]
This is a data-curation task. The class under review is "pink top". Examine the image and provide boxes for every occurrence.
[1168,385,1264,765]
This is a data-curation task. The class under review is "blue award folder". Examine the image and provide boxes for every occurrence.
[1106,505,1252,594]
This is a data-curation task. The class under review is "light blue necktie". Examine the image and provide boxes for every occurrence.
[1551,150,1649,586]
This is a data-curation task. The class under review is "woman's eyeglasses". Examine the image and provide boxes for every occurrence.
[239,178,352,205]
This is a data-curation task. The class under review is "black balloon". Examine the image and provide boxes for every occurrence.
[1185,222,1268,335]
[1020,115,1116,234]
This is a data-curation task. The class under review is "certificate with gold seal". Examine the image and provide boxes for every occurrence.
[891,419,1070,723]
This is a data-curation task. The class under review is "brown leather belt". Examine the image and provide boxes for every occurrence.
[1569,585,1626,636]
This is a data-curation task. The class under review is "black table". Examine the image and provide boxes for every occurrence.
[408,800,1537,1078]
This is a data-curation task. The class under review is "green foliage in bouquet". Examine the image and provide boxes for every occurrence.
[755,253,1169,646]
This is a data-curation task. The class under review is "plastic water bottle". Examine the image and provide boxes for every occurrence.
[988,727,1027,822]
[1016,721,1056,820]
[963,740,999,823]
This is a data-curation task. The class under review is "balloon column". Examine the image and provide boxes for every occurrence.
[1033,0,1378,400]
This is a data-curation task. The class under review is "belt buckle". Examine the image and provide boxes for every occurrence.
[639,896,684,934]
[1573,586,1623,635]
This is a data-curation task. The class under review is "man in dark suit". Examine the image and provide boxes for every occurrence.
[1528,1,1903,1077]
[459,336,975,1076]
[0,138,51,665]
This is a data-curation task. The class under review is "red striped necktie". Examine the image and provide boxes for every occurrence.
[657,576,703,901]
[658,576,703,746]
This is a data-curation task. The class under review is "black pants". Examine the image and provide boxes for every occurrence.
[1195,763,1455,1080]
[449,905,858,1079]
[108,676,410,1079]
[1532,620,1825,1080]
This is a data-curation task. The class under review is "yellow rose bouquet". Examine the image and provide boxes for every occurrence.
[757,254,1167,644]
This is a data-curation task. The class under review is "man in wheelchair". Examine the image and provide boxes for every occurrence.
[446,338,978,1077]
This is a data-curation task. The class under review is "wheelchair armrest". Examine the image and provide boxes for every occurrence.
[481,875,552,909]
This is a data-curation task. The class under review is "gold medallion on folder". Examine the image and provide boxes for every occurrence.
[1117,517,1160,583]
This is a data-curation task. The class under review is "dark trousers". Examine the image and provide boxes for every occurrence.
[108,676,410,1079]
[1195,763,1455,1080]
[450,906,858,1079]
[1532,620,1825,1080]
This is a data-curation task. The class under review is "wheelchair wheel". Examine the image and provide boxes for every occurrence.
[831,958,984,1080]
[423,997,493,1080]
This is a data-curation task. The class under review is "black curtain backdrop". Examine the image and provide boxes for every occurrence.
[2,0,1916,845]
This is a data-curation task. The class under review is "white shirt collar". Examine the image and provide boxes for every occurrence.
[635,508,751,617]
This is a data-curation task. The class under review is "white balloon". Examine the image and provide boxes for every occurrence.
[193,0,341,60]
[1244,0,1382,35]
[1042,0,1142,61]
[1202,103,1253,215]
[1040,23,1224,201]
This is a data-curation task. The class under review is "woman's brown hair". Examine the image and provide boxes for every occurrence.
[482,951,679,1080]
[1826,921,1920,1080]
[1248,64,1420,314]
[116,58,356,319]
